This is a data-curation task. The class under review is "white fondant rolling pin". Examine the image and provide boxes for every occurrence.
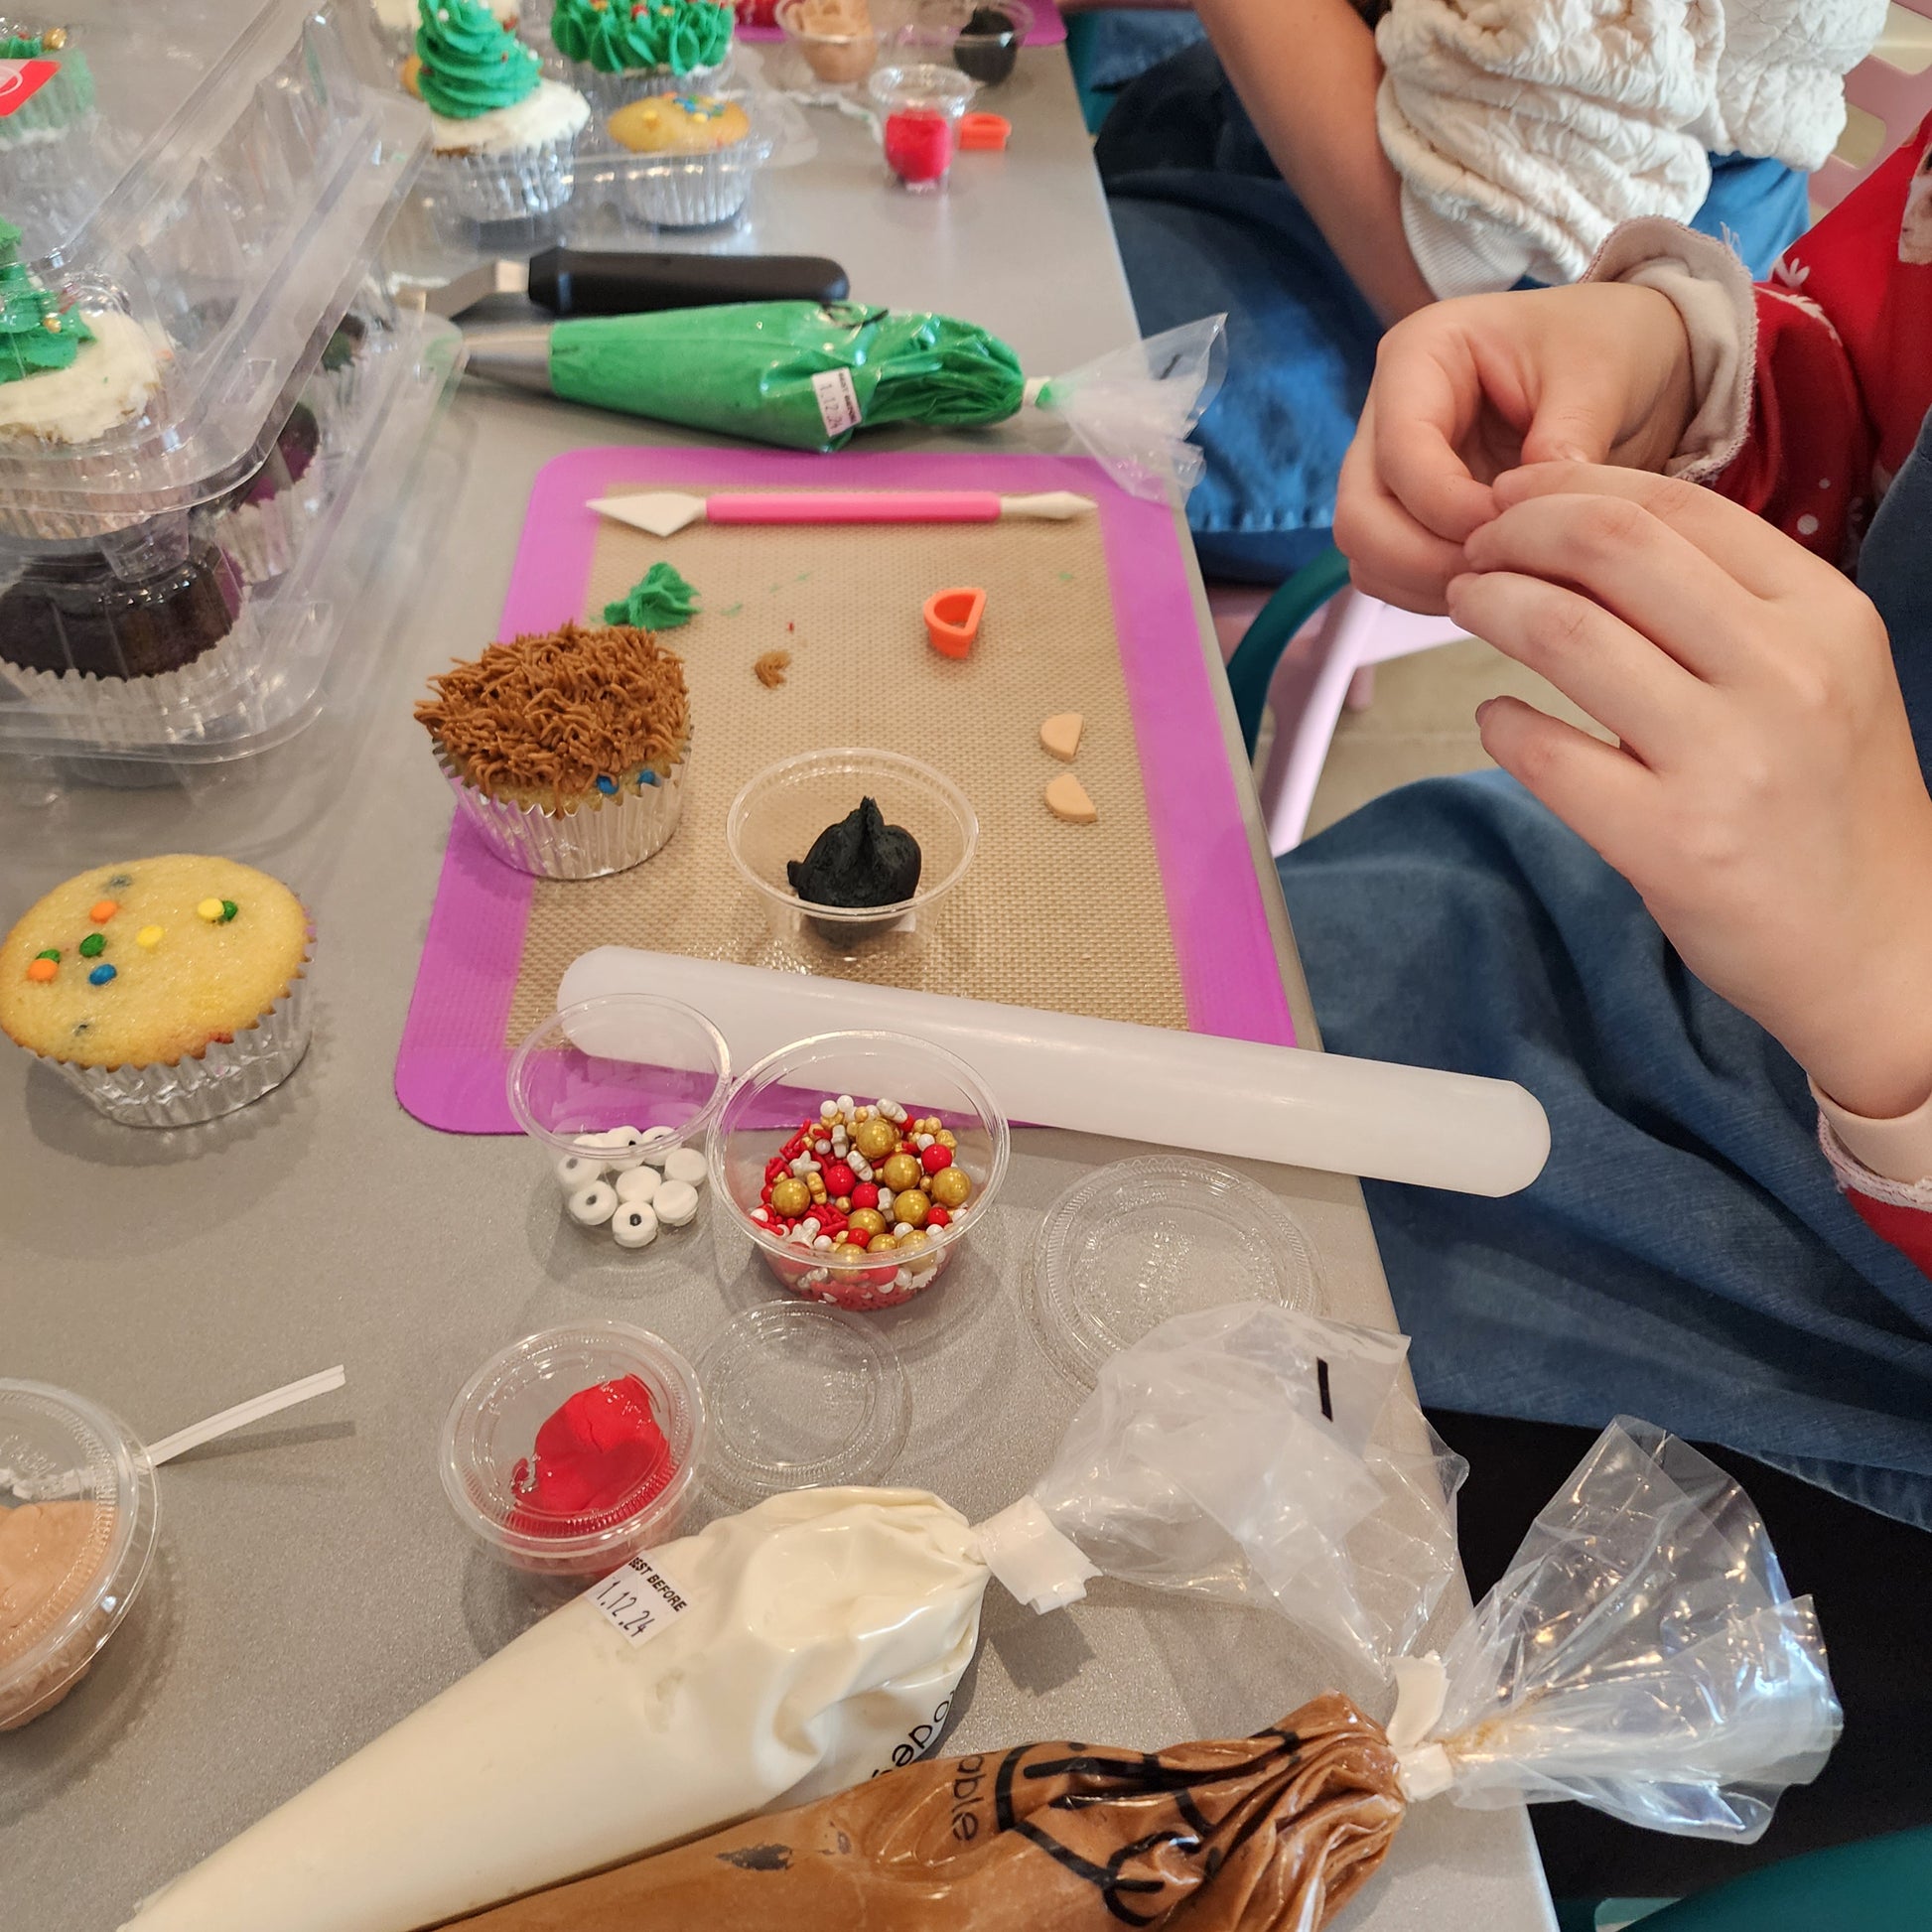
[557,949,1551,1197]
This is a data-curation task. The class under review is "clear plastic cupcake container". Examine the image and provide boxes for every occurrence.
[0,307,466,760]
[697,1302,908,1506]
[727,747,977,958]
[507,992,732,1186]
[33,927,316,1129]
[0,1,428,547]
[0,1381,160,1730]
[440,1322,706,1577]
[1029,1157,1322,1388]
[708,1030,1009,1312]
[439,751,687,879]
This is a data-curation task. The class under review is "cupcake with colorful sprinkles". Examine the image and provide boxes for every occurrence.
[416,620,691,878]
[404,0,591,220]
[0,857,315,1127]
[550,0,735,113]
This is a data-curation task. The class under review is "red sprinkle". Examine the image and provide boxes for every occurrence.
[822,1160,857,1195]
[925,1205,950,1229]
[851,1181,880,1210]
[920,1142,951,1174]
[884,107,953,186]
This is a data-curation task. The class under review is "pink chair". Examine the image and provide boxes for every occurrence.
[1240,0,1932,855]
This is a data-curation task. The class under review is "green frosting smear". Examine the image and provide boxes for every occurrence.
[551,0,733,75]
[414,0,540,118]
[0,218,93,387]
[605,560,700,629]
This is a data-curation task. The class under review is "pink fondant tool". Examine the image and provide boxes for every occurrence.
[587,488,1094,538]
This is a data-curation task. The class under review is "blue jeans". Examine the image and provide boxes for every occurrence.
[1276,414,1932,1528]
[1099,42,1811,582]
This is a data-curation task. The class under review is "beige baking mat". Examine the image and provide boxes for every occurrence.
[504,485,1190,1044]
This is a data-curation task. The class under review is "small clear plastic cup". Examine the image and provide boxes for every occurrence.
[508,993,731,1171]
[0,1380,160,1730]
[868,64,977,190]
[950,0,1031,84]
[775,0,880,85]
[1029,1157,1323,1388]
[726,747,977,959]
[708,1031,1008,1311]
[439,1321,706,1578]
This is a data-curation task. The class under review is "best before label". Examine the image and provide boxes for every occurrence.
[811,367,863,439]
[586,1550,691,1647]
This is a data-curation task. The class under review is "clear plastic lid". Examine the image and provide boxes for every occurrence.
[0,1378,159,1729]
[698,1301,909,1506]
[0,0,429,537]
[440,1322,707,1577]
[0,302,465,758]
[1029,1157,1322,1389]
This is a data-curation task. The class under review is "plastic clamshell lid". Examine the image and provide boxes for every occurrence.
[0,0,430,533]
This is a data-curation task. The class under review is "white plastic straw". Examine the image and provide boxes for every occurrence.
[145,1365,347,1467]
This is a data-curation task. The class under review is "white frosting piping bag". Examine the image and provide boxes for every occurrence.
[557,948,1551,1198]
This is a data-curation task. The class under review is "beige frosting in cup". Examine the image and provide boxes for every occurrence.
[0,1499,111,1729]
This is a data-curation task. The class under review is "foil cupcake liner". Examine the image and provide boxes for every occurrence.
[441,751,687,879]
[40,932,315,1129]
[618,147,755,226]
[0,597,268,750]
[425,127,582,222]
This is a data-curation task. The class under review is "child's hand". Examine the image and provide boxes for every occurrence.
[1455,463,1932,1122]
[1335,286,1698,614]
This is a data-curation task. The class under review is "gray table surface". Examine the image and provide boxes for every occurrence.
[0,50,1555,1932]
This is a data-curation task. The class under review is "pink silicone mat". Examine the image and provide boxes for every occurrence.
[737,0,1066,45]
[396,447,1294,1133]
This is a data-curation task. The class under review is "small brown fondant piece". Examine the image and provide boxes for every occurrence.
[449,1695,1406,1932]
[1045,772,1097,823]
[754,649,791,688]
[1038,712,1083,761]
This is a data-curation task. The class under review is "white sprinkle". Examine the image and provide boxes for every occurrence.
[814,1234,834,1250]
[556,1152,605,1190]
[820,1100,839,1120]
[653,1178,700,1227]
[663,1146,708,1188]
[801,1217,821,1237]
[836,1093,854,1115]
[615,1166,661,1204]
[612,1203,659,1249]
[566,1181,618,1227]
[751,1206,770,1223]
[914,1133,934,1150]
[894,1221,912,1237]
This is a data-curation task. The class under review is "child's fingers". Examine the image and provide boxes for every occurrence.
[1475,695,1656,874]
[1448,571,1707,767]
[1362,347,1501,544]
[1492,464,1819,601]
[1335,413,1466,613]
[1464,490,1765,685]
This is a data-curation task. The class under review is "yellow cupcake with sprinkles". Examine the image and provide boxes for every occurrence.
[0,856,314,1126]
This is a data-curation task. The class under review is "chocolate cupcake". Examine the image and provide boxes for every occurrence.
[0,542,250,741]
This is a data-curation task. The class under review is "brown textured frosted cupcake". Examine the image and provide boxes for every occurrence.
[416,620,690,879]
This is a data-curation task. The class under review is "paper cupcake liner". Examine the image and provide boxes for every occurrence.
[41,932,315,1129]
[442,752,687,879]
[209,444,339,588]
[425,127,582,222]
[618,149,755,226]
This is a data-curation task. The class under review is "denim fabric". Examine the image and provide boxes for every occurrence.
[1098,44,1811,581]
[1277,413,1932,1528]
[1078,8,1205,91]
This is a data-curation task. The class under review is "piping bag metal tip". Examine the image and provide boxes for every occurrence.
[459,321,557,396]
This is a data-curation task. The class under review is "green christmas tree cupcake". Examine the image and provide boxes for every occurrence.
[550,0,735,114]
[404,0,591,220]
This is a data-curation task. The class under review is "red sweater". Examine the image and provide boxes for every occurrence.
[1704,114,1932,1272]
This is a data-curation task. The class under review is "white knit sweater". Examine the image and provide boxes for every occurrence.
[1375,0,1886,297]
